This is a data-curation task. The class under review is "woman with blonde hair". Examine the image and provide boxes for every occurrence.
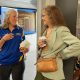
[35,5,80,80]
[0,9,28,80]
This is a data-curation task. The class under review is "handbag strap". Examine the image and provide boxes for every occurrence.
[38,46,59,59]
[38,27,64,59]
[38,27,58,59]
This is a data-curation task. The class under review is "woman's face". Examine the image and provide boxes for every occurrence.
[42,10,50,26]
[9,11,18,27]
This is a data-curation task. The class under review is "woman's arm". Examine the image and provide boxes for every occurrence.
[0,33,14,49]
[61,27,80,59]
[0,38,6,49]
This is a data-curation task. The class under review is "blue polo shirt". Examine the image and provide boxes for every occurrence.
[0,26,24,65]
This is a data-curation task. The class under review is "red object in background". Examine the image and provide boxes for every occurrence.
[73,70,80,80]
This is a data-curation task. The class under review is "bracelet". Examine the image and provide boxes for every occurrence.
[1,38,6,42]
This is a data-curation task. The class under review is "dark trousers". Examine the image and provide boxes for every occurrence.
[35,71,52,80]
[0,60,25,80]
[63,57,76,80]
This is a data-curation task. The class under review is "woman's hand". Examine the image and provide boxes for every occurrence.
[2,33,14,41]
[20,47,29,54]
[38,39,46,48]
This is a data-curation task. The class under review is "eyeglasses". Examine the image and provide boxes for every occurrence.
[42,14,45,17]
[41,13,48,17]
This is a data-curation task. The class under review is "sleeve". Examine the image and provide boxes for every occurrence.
[61,27,80,59]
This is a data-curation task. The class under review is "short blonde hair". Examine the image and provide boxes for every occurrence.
[2,9,18,29]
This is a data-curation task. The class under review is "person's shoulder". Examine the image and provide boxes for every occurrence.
[17,25,23,31]
[0,27,3,31]
[57,26,70,32]
[0,27,4,35]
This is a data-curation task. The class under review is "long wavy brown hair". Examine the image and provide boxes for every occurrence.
[43,5,66,26]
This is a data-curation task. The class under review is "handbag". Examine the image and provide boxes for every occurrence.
[35,47,58,72]
[37,57,58,72]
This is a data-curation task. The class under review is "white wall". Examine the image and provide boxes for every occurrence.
[24,33,37,80]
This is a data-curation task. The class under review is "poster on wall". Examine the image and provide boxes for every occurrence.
[0,6,37,35]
